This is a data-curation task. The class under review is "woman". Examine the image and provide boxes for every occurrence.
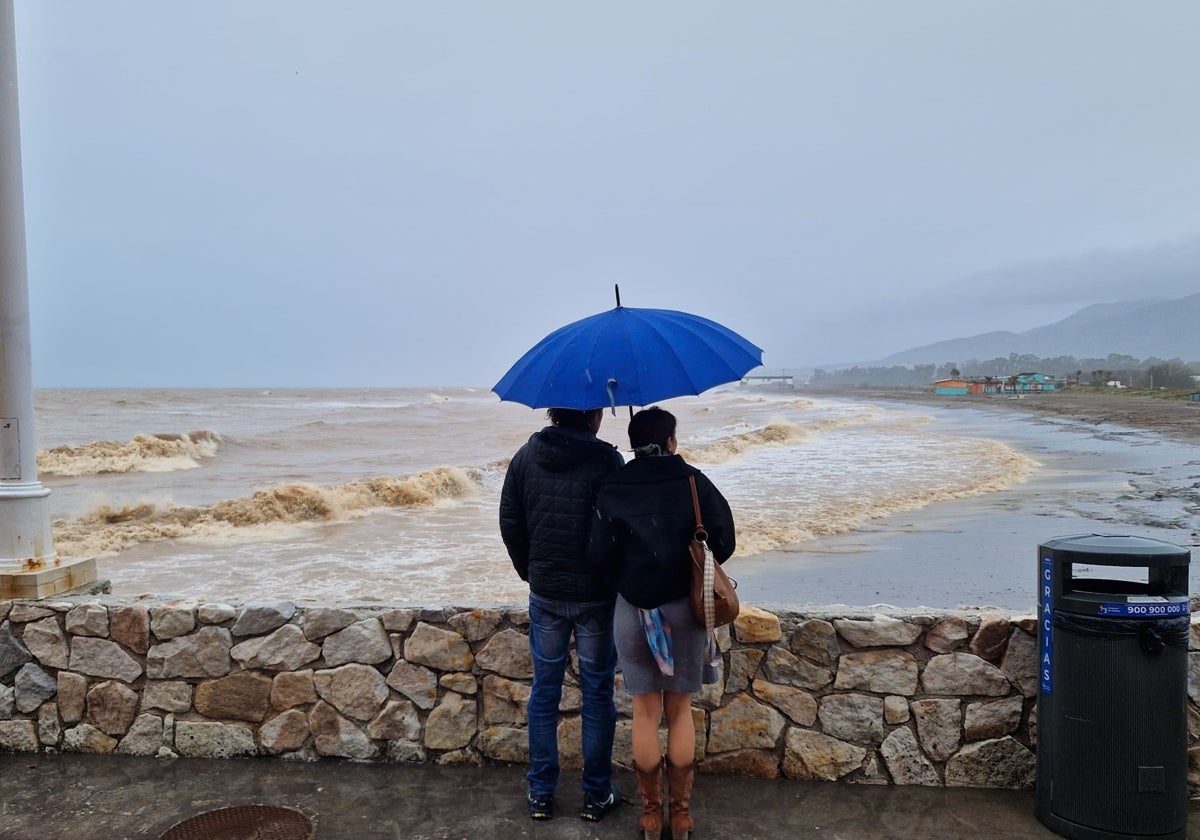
[588,406,735,840]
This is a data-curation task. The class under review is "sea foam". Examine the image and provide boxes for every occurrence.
[37,431,221,476]
[51,466,477,557]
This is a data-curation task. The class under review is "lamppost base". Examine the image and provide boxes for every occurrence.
[0,555,99,599]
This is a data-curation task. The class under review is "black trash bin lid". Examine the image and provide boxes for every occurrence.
[1041,533,1190,565]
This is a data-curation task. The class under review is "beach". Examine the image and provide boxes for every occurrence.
[838,389,1200,445]
[731,389,1200,614]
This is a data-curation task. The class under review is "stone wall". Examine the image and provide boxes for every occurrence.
[0,597,1195,790]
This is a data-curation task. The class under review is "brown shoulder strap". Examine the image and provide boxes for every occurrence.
[689,475,705,535]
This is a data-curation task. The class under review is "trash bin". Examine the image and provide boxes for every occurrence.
[1036,534,1190,840]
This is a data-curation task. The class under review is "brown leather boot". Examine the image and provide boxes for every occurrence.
[634,758,665,840]
[666,761,695,840]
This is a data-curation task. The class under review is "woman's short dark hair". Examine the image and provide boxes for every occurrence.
[547,407,598,430]
[628,406,676,450]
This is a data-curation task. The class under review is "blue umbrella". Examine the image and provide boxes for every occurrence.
[493,287,763,410]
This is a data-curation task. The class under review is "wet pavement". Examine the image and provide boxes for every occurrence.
[5,752,1198,839]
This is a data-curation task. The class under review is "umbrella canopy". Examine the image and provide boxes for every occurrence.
[493,304,763,410]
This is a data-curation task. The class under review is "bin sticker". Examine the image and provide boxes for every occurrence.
[1096,602,1188,617]
[1041,556,1052,695]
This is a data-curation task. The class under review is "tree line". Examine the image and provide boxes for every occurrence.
[807,354,1199,390]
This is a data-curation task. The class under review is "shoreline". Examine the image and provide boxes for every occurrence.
[731,387,1200,612]
[801,387,1200,445]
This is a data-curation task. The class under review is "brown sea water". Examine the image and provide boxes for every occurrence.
[30,386,1198,607]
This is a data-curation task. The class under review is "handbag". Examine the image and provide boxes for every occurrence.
[688,475,739,629]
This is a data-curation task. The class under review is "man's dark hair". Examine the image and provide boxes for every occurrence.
[547,407,597,430]
[628,406,676,450]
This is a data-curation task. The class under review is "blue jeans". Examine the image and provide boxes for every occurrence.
[526,593,618,798]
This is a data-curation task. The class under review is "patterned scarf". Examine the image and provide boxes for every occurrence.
[639,607,674,675]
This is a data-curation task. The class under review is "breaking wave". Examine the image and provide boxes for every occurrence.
[51,466,478,557]
[680,422,811,464]
[38,431,222,476]
[733,440,1036,555]
[681,411,880,465]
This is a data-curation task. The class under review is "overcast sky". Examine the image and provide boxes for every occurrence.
[11,2,1200,388]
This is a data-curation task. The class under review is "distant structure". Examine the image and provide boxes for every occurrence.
[742,370,795,388]
[933,378,969,396]
[935,372,1059,396]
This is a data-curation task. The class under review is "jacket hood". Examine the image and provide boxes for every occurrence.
[529,426,619,472]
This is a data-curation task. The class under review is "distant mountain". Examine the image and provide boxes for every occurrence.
[876,293,1200,366]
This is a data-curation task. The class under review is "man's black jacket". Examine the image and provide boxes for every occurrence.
[499,425,625,602]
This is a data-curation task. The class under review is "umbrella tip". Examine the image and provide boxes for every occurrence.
[614,284,621,308]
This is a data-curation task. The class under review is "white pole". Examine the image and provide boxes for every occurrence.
[0,0,56,570]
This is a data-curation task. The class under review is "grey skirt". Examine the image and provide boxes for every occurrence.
[615,594,707,695]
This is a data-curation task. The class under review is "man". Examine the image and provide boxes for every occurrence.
[499,406,625,822]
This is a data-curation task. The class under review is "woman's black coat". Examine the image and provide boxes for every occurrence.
[588,454,735,610]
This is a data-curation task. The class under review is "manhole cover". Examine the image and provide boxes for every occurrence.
[160,805,314,840]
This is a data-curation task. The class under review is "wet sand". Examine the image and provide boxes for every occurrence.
[840,388,1200,446]
[733,389,1200,613]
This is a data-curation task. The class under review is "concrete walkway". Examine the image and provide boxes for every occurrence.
[5,753,1197,839]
